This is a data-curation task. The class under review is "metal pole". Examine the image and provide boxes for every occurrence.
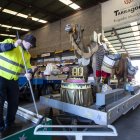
[76,135,82,140]
[16,31,39,117]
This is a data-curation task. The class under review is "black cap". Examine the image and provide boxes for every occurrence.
[23,34,36,48]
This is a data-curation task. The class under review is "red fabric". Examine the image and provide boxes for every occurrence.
[96,70,101,77]
[96,70,110,78]
[102,71,110,78]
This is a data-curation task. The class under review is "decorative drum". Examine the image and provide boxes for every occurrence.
[101,55,116,74]
[61,82,93,107]
[66,78,85,83]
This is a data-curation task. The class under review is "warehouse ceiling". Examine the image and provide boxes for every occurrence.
[0,0,108,41]
[104,20,140,59]
[1,0,139,59]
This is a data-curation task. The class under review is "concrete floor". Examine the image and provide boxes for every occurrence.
[2,99,140,140]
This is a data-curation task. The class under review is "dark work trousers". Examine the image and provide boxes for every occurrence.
[0,76,19,129]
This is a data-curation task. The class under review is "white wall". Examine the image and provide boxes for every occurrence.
[132,60,140,84]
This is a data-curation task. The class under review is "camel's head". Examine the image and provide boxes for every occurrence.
[65,24,84,44]
[65,24,73,33]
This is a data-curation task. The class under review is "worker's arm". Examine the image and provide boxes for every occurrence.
[0,39,17,52]
[0,43,15,52]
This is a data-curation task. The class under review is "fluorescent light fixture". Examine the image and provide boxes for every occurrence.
[135,36,140,40]
[131,22,140,48]
[59,0,72,5]
[133,31,140,36]
[105,41,111,45]
[103,37,117,53]
[127,50,140,52]
[1,7,47,24]
[12,27,21,30]
[135,40,140,44]
[104,37,111,45]
[3,9,17,15]
[131,26,139,31]
[38,19,47,23]
[103,37,108,42]
[32,17,39,21]
[69,3,81,10]
[130,21,137,26]
[0,34,16,37]
[131,51,140,54]
[109,44,117,53]
[9,35,16,37]
[21,28,29,31]
[1,25,12,28]
[0,23,29,31]
[59,0,80,10]
[118,49,125,52]
[17,13,28,18]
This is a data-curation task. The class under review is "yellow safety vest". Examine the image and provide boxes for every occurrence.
[0,39,31,80]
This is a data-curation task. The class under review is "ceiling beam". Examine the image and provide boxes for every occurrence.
[131,56,140,60]
[7,0,61,20]
[112,27,129,55]
[105,29,140,38]
[105,23,140,33]
[111,42,140,47]
[107,34,140,41]
[0,17,30,29]
[0,1,11,13]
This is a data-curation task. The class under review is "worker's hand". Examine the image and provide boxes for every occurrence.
[14,39,22,47]
[24,73,32,80]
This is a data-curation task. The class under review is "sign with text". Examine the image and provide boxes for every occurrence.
[101,0,140,28]
[72,67,83,77]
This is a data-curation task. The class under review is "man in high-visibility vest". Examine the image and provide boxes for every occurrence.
[0,34,36,137]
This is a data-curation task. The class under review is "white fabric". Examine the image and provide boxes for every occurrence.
[101,64,112,74]
[78,57,90,66]
[44,63,58,75]
[101,55,116,74]
[44,64,53,75]
[101,84,112,92]
[103,55,116,67]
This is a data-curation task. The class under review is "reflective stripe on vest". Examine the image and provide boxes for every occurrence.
[0,39,31,80]
[0,55,24,69]
[0,66,20,75]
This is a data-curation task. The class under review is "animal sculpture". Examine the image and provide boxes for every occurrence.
[65,24,108,91]
[115,54,138,86]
